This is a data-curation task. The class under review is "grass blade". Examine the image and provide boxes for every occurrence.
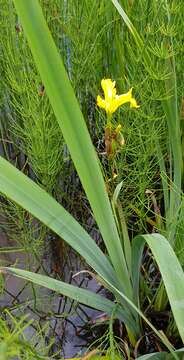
[110,0,151,71]
[0,156,117,287]
[1,267,136,334]
[136,349,184,360]
[133,233,184,344]
[12,0,131,297]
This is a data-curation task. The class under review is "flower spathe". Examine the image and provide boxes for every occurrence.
[97,78,139,114]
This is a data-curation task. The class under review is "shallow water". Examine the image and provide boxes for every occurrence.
[0,231,103,358]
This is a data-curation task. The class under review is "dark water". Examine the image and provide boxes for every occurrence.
[0,231,103,358]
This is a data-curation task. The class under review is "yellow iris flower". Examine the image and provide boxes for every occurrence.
[97,78,139,114]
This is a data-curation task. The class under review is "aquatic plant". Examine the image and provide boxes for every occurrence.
[0,0,184,358]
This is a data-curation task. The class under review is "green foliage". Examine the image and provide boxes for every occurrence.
[0,0,64,192]
[0,310,56,359]
[0,0,67,265]
[111,0,184,312]
[0,0,184,358]
[0,198,45,254]
[109,0,183,237]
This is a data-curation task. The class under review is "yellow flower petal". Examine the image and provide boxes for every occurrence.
[115,88,133,107]
[97,95,107,111]
[130,98,140,108]
[97,79,140,114]
[101,79,116,101]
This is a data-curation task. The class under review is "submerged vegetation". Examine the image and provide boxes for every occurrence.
[0,0,184,359]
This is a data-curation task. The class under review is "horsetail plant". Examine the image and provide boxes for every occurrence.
[1,1,184,358]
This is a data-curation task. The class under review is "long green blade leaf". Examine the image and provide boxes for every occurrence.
[110,0,151,71]
[0,156,116,287]
[1,267,136,334]
[137,349,184,360]
[4,246,177,352]
[3,233,181,351]
[133,233,184,344]
[12,0,131,296]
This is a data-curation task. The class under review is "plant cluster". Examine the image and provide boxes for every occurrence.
[0,0,184,359]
